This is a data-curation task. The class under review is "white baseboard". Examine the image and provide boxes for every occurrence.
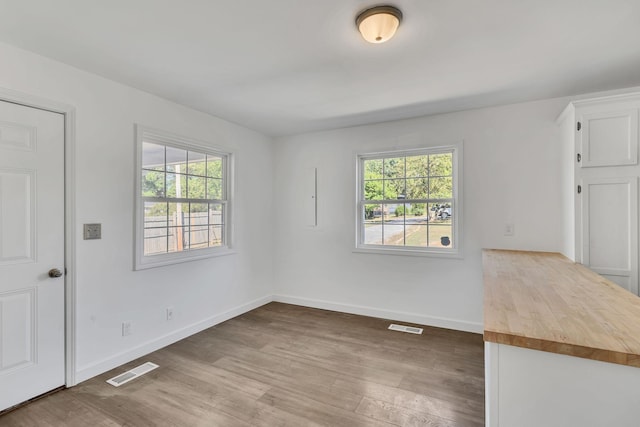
[272,294,483,334]
[74,295,272,384]
[75,293,481,384]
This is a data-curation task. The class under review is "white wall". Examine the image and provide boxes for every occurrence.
[273,98,570,331]
[4,37,633,384]
[0,42,275,382]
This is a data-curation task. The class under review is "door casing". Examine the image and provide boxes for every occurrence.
[0,87,77,387]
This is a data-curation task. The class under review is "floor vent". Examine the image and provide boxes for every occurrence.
[388,324,423,334]
[106,362,159,387]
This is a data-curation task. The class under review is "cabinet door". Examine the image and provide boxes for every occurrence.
[581,176,638,294]
[580,109,638,167]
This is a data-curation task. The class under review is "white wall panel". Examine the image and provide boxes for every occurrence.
[0,289,35,372]
[273,98,568,329]
[0,120,36,151]
[0,170,34,263]
[0,41,275,381]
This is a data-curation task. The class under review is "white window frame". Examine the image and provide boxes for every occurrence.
[134,125,234,270]
[355,143,463,258]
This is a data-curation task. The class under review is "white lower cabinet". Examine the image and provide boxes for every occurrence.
[485,343,640,427]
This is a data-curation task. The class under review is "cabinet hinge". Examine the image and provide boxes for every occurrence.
[577,121,582,131]
[577,153,581,162]
[577,185,582,194]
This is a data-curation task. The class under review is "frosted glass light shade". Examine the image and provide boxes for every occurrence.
[356,6,402,44]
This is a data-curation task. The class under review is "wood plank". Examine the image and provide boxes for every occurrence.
[257,386,393,427]
[213,355,365,412]
[1,302,484,425]
[355,396,480,427]
[483,249,640,367]
[333,377,484,425]
[0,392,121,427]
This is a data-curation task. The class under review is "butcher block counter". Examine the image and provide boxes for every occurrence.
[483,249,640,367]
[482,249,640,427]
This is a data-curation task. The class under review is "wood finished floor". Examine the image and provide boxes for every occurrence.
[1,303,485,426]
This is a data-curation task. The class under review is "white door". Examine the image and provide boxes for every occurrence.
[0,100,65,411]
[577,105,640,295]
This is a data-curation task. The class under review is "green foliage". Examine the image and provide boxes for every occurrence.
[364,159,383,201]
[385,179,403,200]
[429,153,453,176]
[363,153,453,201]
[429,177,452,199]
[364,205,376,219]
[405,155,428,177]
[142,170,164,197]
[142,155,224,201]
[394,205,405,217]
[364,158,383,179]
[364,179,383,200]
[383,157,404,178]
[142,152,224,218]
[411,203,425,216]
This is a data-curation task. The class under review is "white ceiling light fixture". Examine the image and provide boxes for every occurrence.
[356,5,403,44]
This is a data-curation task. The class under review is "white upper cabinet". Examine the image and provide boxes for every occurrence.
[559,92,640,295]
[578,101,640,168]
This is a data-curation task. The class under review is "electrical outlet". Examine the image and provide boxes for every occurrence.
[122,321,132,336]
[504,223,515,236]
[166,307,174,321]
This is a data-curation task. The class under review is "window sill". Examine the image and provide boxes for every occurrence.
[353,246,463,259]
[134,247,236,270]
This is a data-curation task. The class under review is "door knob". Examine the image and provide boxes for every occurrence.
[48,268,63,278]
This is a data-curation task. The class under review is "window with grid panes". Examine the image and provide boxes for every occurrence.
[356,145,461,256]
[135,126,232,269]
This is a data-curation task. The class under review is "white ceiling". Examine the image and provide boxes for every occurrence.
[1,0,639,136]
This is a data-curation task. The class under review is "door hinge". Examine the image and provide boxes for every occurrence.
[577,153,581,162]
[577,122,582,131]
[577,185,582,194]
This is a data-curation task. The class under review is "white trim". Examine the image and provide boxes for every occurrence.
[64,109,77,387]
[75,294,272,384]
[272,294,483,334]
[357,145,457,160]
[570,91,640,109]
[556,102,575,126]
[135,248,238,270]
[556,89,640,125]
[134,124,235,270]
[485,341,500,427]
[75,292,482,383]
[0,87,78,387]
[355,142,463,258]
[352,247,463,259]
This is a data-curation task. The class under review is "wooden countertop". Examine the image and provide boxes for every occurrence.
[483,249,640,367]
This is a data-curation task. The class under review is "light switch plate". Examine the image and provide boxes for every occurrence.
[84,223,102,240]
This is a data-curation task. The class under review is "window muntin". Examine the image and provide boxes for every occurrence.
[357,146,460,255]
[135,127,232,269]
